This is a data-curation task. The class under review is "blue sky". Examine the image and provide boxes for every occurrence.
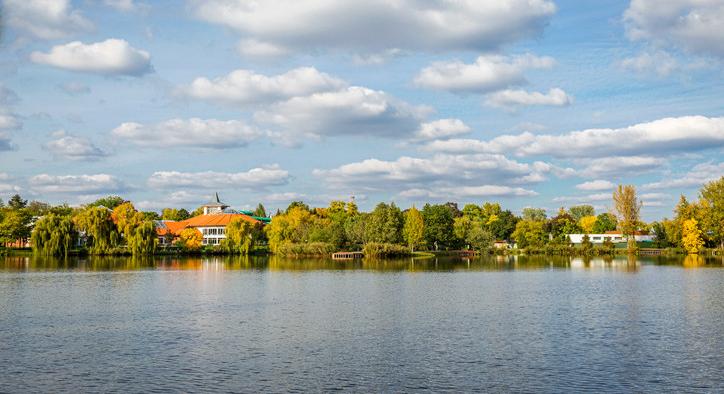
[0,0,722,220]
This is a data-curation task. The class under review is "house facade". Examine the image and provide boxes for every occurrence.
[156,194,266,246]
[568,231,653,244]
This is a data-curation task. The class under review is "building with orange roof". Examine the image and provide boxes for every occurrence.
[156,194,265,246]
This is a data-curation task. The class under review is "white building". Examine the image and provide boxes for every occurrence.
[568,231,653,244]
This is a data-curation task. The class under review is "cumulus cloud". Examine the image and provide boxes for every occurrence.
[255,86,429,143]
[4,0,93,39]
[552,193,611,203]
[399,185,537,200]
[578,156,665,177]
[313,153,555,192]
[624,0,724,57]
[618,50,679,76]
[415,119,471,141]
[29,174,128,194]
[181,67,345,106]
[189,0,556,53]
[148,165,290,189]
[414,54,555,93]
[424,116,724,158]
[236,39,291,58]
[0,113,21,131]
[44,131,109,161]
[112,118,262,149]
[643,162,724,190]
[575,180,616,191]
[30,39,152,76]
[485,88,572,108]
[103,0,146,12]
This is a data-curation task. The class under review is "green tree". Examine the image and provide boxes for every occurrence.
[31,214,76,257]
[547,210,580,243]
[253,203,267,218]
[126,220,157,255]
[161,208,190,221]
[222,218,256,254]
[580,233,593,255]
[568,205,595,222]
[7,194,27,210]
[592,213,617,233]
[0,209,32,246]
[511,220,546,249]
[26,201,51,216]
[88,196,125,210]
[403,206,425,252]
[365,202,403,244]
[467,226,493,251]
[699,176,724,249]
[613,185,642,252]
[651,221,670,248]
[421,204,456,250]
[344,213,367,247]
[522,207,546,221]
[74,206,119,254]
[488,209,518,240]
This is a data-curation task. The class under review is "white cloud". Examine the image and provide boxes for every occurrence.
[485,88,572,108]
[103,0,146,12]
[236,39,291,58]
[44,131,109,161]
[414,54,555,93]
[148,166,290,189]
[255,86,429,143]
[189,0,556,53]
[579,156,665,177]
[643,162,724,189]
[424,116,724,158]
[619,50,679,76]
[264,192,307,202]
[181,67,345,106]
[30,39,152,76]
[29,174,127,194]
[399,185,537,200]
[4,0,93,39]
[552,193,610,203]
[0,86,20,106]
[575,180,616,191]
[0,113,21,131]
[415,119,471,141]
[624,0,724,57]
[58,82,91,95]
[112,118,262,149]
[313,153,554,192]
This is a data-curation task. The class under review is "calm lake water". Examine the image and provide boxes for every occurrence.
[1,254,722,393]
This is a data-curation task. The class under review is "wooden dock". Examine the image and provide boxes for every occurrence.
[332,251,364,260]
[638,248,665,256]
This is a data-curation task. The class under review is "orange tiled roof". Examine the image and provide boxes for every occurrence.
[156,214,259,236]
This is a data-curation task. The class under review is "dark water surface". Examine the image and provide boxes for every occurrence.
[1,255,722,393]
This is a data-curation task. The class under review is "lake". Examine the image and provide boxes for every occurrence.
[1,254,722,392]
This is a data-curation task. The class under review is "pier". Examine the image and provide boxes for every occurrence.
[332,251,364,260]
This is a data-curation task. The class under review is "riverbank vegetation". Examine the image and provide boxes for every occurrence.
[0,177,722,258]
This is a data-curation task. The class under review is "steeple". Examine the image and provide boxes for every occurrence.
[202,193,229,215]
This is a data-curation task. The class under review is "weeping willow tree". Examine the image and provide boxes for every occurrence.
[222,218,257,254]
[31,214,76,257]
[126,220,157,255]
[74,206,119,254]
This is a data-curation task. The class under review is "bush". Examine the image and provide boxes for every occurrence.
[362,242,412,258]
[275,242,336,256]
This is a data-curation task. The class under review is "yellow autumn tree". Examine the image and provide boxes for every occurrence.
[179,228,203,250]
[681,219,704,254]
[579,215,597,234]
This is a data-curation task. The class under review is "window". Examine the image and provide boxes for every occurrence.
[592,237,601,241]
[219,228,225,235]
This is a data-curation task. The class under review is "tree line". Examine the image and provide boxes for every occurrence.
[1,176,722,257]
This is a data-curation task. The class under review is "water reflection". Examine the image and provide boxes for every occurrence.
[1,254,721,272]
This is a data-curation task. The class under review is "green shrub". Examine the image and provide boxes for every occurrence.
[362,242,412,258]
[275,242,336,256]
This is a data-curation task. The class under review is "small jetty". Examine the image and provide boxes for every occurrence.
[332,251,364,260]
[638,248,665,256]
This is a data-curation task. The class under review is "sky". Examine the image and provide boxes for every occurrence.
[0,0,722,220]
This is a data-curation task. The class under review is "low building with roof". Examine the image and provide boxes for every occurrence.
[156,194,269,246]
[568,231,653,244]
